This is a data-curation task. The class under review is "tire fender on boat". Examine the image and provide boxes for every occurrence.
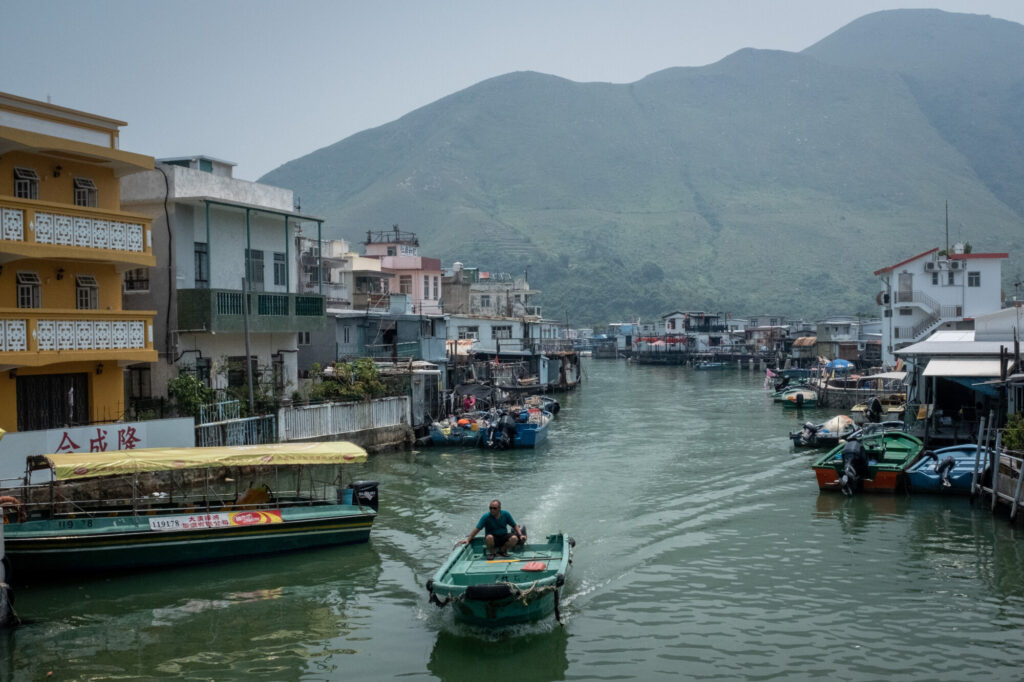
[465,583,514,601]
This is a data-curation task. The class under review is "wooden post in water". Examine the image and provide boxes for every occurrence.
[992,431,1003,512]
[1010,449,1024,521]
[971,416,987,498]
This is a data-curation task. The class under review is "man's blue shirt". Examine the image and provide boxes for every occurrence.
[477,510,516,535]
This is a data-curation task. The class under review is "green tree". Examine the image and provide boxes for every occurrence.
[309,358,388,403]
[167,374,214,419]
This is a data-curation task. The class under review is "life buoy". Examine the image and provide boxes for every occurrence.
[0,496,26,524]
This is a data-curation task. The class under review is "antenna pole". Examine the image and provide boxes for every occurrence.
[945,201,949,254]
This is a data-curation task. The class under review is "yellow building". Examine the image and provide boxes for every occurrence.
[0,92,156,432]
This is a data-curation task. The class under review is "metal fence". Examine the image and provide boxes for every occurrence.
[199,400,241,425]
[279,396,409,441]
[195,414,277,446]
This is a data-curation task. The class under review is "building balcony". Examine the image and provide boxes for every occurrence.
[177,289,325,334]
[0,197,154,269]
[352,292,391,312]
[0,308,156,368]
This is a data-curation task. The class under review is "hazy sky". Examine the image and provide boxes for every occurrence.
[6,1,1024,181]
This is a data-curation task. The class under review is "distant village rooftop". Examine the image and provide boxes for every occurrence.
[365,224,418,246]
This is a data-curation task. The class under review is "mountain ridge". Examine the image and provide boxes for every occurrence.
[261,9,1024,324]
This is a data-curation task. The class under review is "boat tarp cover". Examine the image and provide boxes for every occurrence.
[822,415,854,432]
[41,442,368,481]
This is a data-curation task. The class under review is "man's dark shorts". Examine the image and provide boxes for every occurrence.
[490,532,512,548]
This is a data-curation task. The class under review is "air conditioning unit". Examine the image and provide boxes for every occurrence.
[925,262,936,271]
[950,261,961,270]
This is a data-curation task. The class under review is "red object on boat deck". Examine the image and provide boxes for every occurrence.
[521,561,547,571]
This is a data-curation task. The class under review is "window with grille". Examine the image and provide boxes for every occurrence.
[76,274,98,309]
[968,271,980,287]
[423,275,429,296]
[399,275,412,294]
[227,355,257,387]
[433,276,439,299]
[124,268,149,292]
[73,177,98,207]
[274,252,287,286]
[17,271,41,308]
[245,249,264,290]
[14,167,39,199]
[194,242,209,288]
[492,325,512,339]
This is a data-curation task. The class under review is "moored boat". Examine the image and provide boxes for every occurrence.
[812,430,924,494]
[781,388,817,408]
[0,442,377,578]
[906,443,992,494]
[430,416,485,446]
[511,408,553,447]
[851,394,906,425]
[427,533,574,626]
[695,361,726,370]
[790,414,856,448]
[526,394,560,415]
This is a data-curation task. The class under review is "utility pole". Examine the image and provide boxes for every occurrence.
[242,276,255,414]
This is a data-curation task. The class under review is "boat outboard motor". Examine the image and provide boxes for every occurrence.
[491,412,517,449]
[839,439,869,496]
[934,455,956,489]
[348,481,380,511]
[800,422,818,446]
[867,396,883,424]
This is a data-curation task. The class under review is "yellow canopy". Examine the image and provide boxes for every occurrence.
[40,442,367,481]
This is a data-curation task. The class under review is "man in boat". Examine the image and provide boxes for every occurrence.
[458,499,526,559]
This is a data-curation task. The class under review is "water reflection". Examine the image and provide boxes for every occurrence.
[428,625,569,682]
[813,491,912,538]
[0,542,382,680]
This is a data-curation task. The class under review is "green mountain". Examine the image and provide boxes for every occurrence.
[261,9,1024,325]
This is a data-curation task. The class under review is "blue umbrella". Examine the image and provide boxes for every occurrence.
[825,359,853,370]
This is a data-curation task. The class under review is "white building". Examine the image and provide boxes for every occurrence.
[875,243,1008,367]
[121,156,325,406]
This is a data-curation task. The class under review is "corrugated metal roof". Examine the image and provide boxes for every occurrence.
[792,336,817,347]
[922,359,1009,377]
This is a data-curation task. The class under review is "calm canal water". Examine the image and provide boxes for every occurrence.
[4,359,1024,681]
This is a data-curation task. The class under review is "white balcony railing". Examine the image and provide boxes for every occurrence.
[0,318,148,353]
[1,202,146,254]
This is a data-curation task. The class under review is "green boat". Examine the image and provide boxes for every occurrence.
[812,429,924,494]
[0,442,378,579]
[427,533,574,626]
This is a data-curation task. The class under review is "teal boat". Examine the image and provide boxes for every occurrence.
[427,533,574,626]
[0,443,377,579]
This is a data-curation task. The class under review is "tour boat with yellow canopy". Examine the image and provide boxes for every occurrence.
[0,442,378,578]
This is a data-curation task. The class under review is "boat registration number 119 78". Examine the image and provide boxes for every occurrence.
[149,510,283,532]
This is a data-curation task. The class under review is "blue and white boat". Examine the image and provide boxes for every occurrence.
[906,443,991,494]
[508,409,553,448]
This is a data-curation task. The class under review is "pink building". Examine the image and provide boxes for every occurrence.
[364,225,442,315]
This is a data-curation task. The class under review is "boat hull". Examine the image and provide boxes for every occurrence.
[4,505,375,576]
[429,424,482,446]
[906,444,990,494]
[514,421,549,447]
[813,466,904,492]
